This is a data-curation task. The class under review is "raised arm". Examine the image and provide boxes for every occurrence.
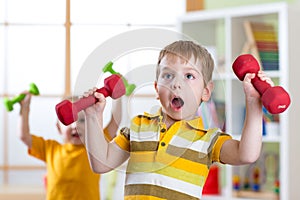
[220,71,273,165]
[18,92,33,148]
[104,97,122,140]
[84,92,129,173]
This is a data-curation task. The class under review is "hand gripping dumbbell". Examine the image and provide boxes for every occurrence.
[55,74,126,126]
[3,83,40,112]
[103,61,136,96]
[232,54,291,114]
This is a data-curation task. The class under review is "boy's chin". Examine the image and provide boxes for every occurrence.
[70,138,84,145]
[169,112,195,121]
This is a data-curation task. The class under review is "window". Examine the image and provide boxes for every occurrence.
[0,0,185,186]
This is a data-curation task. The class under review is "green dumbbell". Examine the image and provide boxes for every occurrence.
[3,83,40,112]
[103,61,136,96]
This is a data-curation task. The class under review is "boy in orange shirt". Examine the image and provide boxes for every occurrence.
[18,93,121,200]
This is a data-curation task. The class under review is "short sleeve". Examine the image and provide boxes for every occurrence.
[212,133,232,163]
[28,135,47,161]
[113,128,130,152]
[103,127,112,141]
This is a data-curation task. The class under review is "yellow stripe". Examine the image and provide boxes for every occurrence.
[175,130,202,141]
[127,162,204,186]
[129,151,157,163]
[156,149,209,177]
[156,164,205,186]
[253,31,277,39]
[131,118,159,133]
[125,195,164,200]
[128,146,210,177]
[175,128,219,143]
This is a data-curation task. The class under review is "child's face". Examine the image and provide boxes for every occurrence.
[155,55,212,121]
[57,112,85,145]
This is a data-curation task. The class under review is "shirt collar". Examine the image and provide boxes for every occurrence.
[144,108,207,132]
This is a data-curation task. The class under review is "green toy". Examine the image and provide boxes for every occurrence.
[3,83,39,112]
[103,61,136,96]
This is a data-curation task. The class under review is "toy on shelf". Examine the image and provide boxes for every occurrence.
[274,179,280,194]
[103,61,136,96]
[243,21,279,71]
[243,177,250,190]
[233,175,241,191]
[3,83,40,112]
[252,167,261,192]
[232,54,290,114]
[56,74,126,126]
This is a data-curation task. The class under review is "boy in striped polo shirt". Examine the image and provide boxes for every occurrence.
[83,40,274,199]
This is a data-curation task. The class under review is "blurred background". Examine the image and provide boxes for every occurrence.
[0,0,299,199]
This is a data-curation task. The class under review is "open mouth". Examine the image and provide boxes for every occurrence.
[71,132,80,138]
[171,97,184,110]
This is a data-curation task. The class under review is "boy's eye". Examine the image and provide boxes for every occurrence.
[78,118,85,123]
[162,73,173,80]
[186,73,195,80]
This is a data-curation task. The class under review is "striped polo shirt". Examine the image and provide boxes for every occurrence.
[114,110,231,200]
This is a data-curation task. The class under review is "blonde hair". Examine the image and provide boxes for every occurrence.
[156,40,214,86]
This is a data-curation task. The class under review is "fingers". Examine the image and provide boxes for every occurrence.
[82,87,106,102]
[94,92,106,103]
[83,87,97,98]
[243,73,255,83]
[244,71,274,87]
[257,71,274,87]
[20,91,32,104]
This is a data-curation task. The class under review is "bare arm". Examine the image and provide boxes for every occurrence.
[18,92,32,148]
[104,98,122,140]
[220,71,273,165]
[84,92,129,173]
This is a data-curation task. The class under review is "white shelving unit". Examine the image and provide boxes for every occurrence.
[178,2,300,200]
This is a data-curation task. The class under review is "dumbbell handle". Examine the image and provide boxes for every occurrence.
[251,76,271,95]
[72,87,109,112]
[10,94,27,104]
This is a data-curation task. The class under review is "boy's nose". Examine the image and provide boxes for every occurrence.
[70,122,77,128]
[171,78,182,90]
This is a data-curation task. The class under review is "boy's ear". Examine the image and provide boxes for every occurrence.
[154,81,160,100]
[56,121,62,135]
[154,81,158,93]
[201,81,214,102]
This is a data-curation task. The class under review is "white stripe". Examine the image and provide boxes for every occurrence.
[126,172,202,199]
[169,135,210,154]
[130,130,159,142]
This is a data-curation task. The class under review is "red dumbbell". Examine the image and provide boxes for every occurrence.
[232,54,290,114]
[56,74,126,125]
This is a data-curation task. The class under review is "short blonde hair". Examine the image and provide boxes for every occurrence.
[156,40,214,86]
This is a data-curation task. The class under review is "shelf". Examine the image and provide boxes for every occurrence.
[233,191,279,200]
[178,2,299,200]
